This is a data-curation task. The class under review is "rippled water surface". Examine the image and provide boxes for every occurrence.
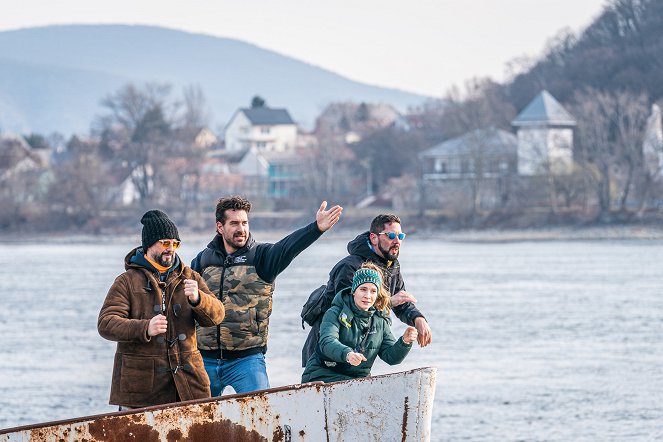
[0,237,661,441]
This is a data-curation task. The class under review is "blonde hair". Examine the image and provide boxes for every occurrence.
[359,262,390,312]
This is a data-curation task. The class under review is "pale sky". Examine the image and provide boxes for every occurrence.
[1,0,607,97]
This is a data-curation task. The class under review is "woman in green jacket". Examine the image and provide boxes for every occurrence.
[301,263,418,383]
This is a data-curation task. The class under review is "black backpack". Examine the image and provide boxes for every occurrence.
[300,284,332,367]
[300,284,328,329]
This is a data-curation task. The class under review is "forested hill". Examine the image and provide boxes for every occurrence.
[0,25,426,135]
[504,0,663,109]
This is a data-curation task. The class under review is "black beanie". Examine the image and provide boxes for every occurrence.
[140,210,180,251]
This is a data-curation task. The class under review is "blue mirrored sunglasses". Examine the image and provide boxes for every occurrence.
[378,232,406,240]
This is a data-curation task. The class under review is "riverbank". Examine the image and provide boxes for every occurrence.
[421,224,663,242]
[2,224,663,244]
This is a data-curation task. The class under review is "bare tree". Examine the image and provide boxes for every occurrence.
[179,84,211,130]
[95,83,174,207]
[611,91,649,211]
[572,90,615,220]
[571,88,650,219]
[47,139,111,230]
[439,78,517,215]
[173,85,213,216]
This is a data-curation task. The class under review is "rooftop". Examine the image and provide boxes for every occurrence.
[512,90,576,127]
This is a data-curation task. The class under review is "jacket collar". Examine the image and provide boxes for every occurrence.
[208,233,256,258]
[125,246,183,280]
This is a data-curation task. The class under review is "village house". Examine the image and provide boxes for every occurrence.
[418,128,518,211]
[224,106,297,152]
[417,90,576,212]
[0,133,48,203]
[643,103,663,177]
[191,104,315,205]
[315,101,405,144]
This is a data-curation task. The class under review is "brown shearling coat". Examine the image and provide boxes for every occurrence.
[98,248,225,407]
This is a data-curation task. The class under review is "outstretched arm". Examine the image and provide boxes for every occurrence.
[255,201,343,282]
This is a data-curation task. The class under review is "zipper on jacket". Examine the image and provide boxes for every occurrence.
[215,255,232,359]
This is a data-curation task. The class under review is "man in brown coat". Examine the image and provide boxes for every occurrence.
[98,210,225,409]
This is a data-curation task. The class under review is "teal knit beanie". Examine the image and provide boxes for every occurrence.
[351,268,381,293]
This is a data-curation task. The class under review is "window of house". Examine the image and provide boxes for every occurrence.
[261,126,271,134]
[434,159,447,173]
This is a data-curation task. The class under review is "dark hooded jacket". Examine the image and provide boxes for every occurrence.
[302,231,424,365]
[192,221,323,359]
[98,247,225,407]
[301,287,411,383]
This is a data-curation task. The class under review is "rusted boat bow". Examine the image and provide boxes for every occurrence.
[0,366,436,441]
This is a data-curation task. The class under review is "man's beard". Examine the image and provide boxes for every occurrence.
[224,232,247,250]
[157,251,174,267]
[378,241,399,261]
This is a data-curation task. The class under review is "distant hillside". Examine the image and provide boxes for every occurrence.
[0,25,428,135]
[504,0,663,109]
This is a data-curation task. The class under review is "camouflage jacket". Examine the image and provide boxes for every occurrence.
[192,222,323,358]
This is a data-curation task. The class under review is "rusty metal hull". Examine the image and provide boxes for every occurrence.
[0,367,436,441]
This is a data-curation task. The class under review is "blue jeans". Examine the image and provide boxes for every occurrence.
[203,353,270,396]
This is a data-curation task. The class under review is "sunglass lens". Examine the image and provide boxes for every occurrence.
[385,232,406,240]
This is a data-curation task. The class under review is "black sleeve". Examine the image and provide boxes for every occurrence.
[254,221,323,282]
[391,270,425,326]
[190,251,203,273]
[393,302,424,326]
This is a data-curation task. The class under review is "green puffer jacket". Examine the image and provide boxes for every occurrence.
[301,287,412,383]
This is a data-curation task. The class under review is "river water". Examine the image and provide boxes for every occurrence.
[0,236,661,441]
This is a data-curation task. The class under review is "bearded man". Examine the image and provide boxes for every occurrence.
[192,195,342,395]
[98,210,224,409]
[301,213,432,366]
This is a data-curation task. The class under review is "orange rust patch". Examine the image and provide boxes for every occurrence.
[88,416,159,442]
[182,419,267,442]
